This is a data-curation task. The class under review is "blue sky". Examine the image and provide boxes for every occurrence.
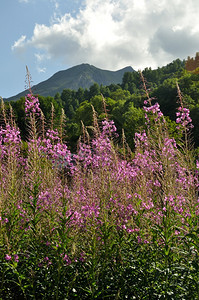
[1,0,82,98]
[1,0,199,98]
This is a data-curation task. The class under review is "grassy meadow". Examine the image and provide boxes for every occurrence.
[0,79,199,299]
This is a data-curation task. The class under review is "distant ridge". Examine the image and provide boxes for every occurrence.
[6,64,134,101]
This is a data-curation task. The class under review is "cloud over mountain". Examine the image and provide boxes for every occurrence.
[12,0,199,70]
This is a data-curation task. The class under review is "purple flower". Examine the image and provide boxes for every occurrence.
[14,254,19,262]
[196,160,199,169]
[5,254,12,261]
[63,254,71,265]
[25,94,41,116]
[176,106,193,130]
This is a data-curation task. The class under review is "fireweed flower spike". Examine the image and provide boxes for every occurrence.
[176,106,193,130]
[37,128,73,169]
[25,94,41,117]
[176,82,193,131]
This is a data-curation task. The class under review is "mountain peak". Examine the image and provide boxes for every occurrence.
[6,64,134,101]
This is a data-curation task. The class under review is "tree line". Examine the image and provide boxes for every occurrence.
[4,58,199,151]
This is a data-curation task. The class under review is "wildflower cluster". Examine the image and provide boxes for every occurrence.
[0,85,199,299]
[37,129,72,169]
[143,99,164,125]
[176,106,193,130]
[0,124,21,159]
[25,93,41,116]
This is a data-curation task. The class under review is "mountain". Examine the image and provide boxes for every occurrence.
[6,64,134,101]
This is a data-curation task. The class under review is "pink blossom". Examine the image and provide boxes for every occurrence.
[14,254,19,262]
[5,254,12,261]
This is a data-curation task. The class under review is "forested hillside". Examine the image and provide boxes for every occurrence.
[4,58,199,150]
[5,64,134,101]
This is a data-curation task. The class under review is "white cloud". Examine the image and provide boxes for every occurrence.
[18,0,30,3]
[35,53,44,62]
[11,35,27,54]
[51,0,59,10]
[12,0,199,70]
[37,67,47,73]
[34,52,50,62]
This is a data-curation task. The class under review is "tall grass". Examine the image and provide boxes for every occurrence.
[0,81,199,299]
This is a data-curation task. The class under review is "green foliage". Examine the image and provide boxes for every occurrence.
[74,101,93,126]
[88,83,101,99]
[9,98,26,139]
[7,57,199,150]
[122,104,145,146]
